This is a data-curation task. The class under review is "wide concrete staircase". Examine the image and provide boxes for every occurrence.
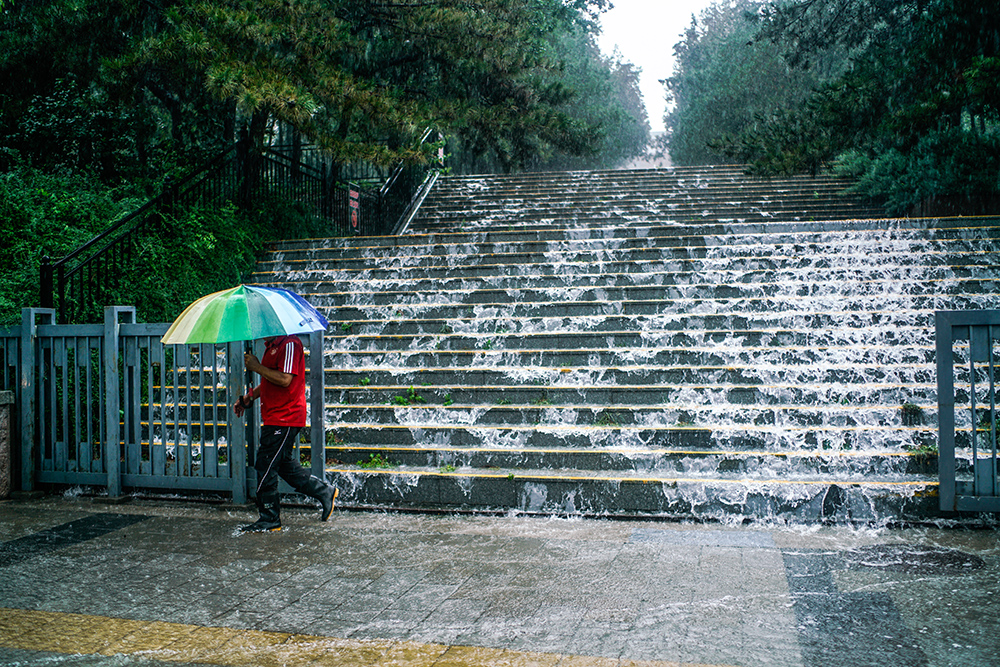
[251,165,1000,523]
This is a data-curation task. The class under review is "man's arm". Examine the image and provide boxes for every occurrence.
[244,352,293,387]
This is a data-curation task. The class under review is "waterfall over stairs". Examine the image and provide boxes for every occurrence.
[253,165,1000,523]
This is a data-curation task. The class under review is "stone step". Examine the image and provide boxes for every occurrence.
[324,318,932,342]
[263,233,1000,263]
[407,215,999,235]
[325,463,939,522]
[327,383,943,412]
[321,421,936,452]
[414,200,881,219]
[296,282,1000,312]
[256,245,995,276]
[412,210,889,230]
[322,344,939,367]
[268,221,1000,251]
[254,259,995,290]
[419,177,853,195]
[251,166,1000,520]
[253,260,1000,296]
[323,403,933,429]
[322,363,939,387]
[414,197,879,216]
[322,293,996,322]
[323,389,947,422]
[420,176,856,199]
[329,444,939,477]
[259,270,1000,300]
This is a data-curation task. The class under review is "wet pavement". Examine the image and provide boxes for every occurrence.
[0,495,997,667]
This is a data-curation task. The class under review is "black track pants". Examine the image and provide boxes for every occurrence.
[254,425,311,496]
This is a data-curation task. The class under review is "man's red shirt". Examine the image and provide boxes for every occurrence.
[259,335,307,427]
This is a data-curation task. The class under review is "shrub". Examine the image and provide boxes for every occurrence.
[0,162,332,325]
[0,164,145,324]
[848,128,1000,214]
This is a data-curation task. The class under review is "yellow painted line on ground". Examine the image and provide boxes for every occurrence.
[0,608,732,667]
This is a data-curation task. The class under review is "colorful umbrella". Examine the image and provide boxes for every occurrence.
[161,285,329,345]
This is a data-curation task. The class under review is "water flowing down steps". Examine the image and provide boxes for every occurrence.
[252,166,1000,523]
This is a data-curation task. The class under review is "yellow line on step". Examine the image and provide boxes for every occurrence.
[329,444,921,459]
[328,467,938,488]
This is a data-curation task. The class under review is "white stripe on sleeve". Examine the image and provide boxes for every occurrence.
[283,341,295,374]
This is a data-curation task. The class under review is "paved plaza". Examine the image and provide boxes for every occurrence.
[0,495,997,667]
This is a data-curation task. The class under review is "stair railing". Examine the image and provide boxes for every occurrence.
[40,142,244,324]
[40,129,443,323]
[382,128,442,235]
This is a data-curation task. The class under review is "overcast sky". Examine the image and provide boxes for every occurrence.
[596,0,717,133]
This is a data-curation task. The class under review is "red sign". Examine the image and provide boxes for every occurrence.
[349,186,360,229]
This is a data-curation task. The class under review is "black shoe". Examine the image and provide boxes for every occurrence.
[238,517,282,533]
[320,487,338,522]
[240,492,281,533]
[300,475,338,522]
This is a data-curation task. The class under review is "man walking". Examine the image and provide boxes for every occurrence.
[233,334,337,532]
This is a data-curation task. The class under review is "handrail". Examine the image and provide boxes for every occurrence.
[40,129,443,323]
[381,128,436,198]
[40,142,245,323]
[50,145,239,270]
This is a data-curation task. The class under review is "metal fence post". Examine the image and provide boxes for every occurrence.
[104,306,135,497]
[0,390,12,499]
[308,329,325,479]
[39,257,53,310]
[227,341,248,504]
[935,311,957,511]
[19,308,54,492]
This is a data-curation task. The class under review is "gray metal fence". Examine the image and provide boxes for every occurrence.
[4,307,325,503]
[936,310,1000,512]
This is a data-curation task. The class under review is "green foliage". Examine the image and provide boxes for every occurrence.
[113,203,263,323]
[448,24,649,172]
[901,402,924,427]
[0,164,145,323]
[358,452,396,469]
[0,1,227,182]
[595,412,619,427]
[0,161,327,325]
[847,129,1000,213]
[664,0,843,166]
[0,0,649,323]
[711,0,999,210]
[1,0,642,178]
[391,386,426,407]
[904,440,938,460]
[531,393,552,406]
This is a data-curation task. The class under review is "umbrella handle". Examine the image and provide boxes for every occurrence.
[244,341,254,400]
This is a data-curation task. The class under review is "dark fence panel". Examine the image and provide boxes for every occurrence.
[936,310,1000,512]
[8,307,327,500]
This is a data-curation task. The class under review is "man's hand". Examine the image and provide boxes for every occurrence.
[233,391,254,417]
[244,352,263,374]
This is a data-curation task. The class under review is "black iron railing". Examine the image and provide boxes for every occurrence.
[40,143,243,324]
[40,130,441,323]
